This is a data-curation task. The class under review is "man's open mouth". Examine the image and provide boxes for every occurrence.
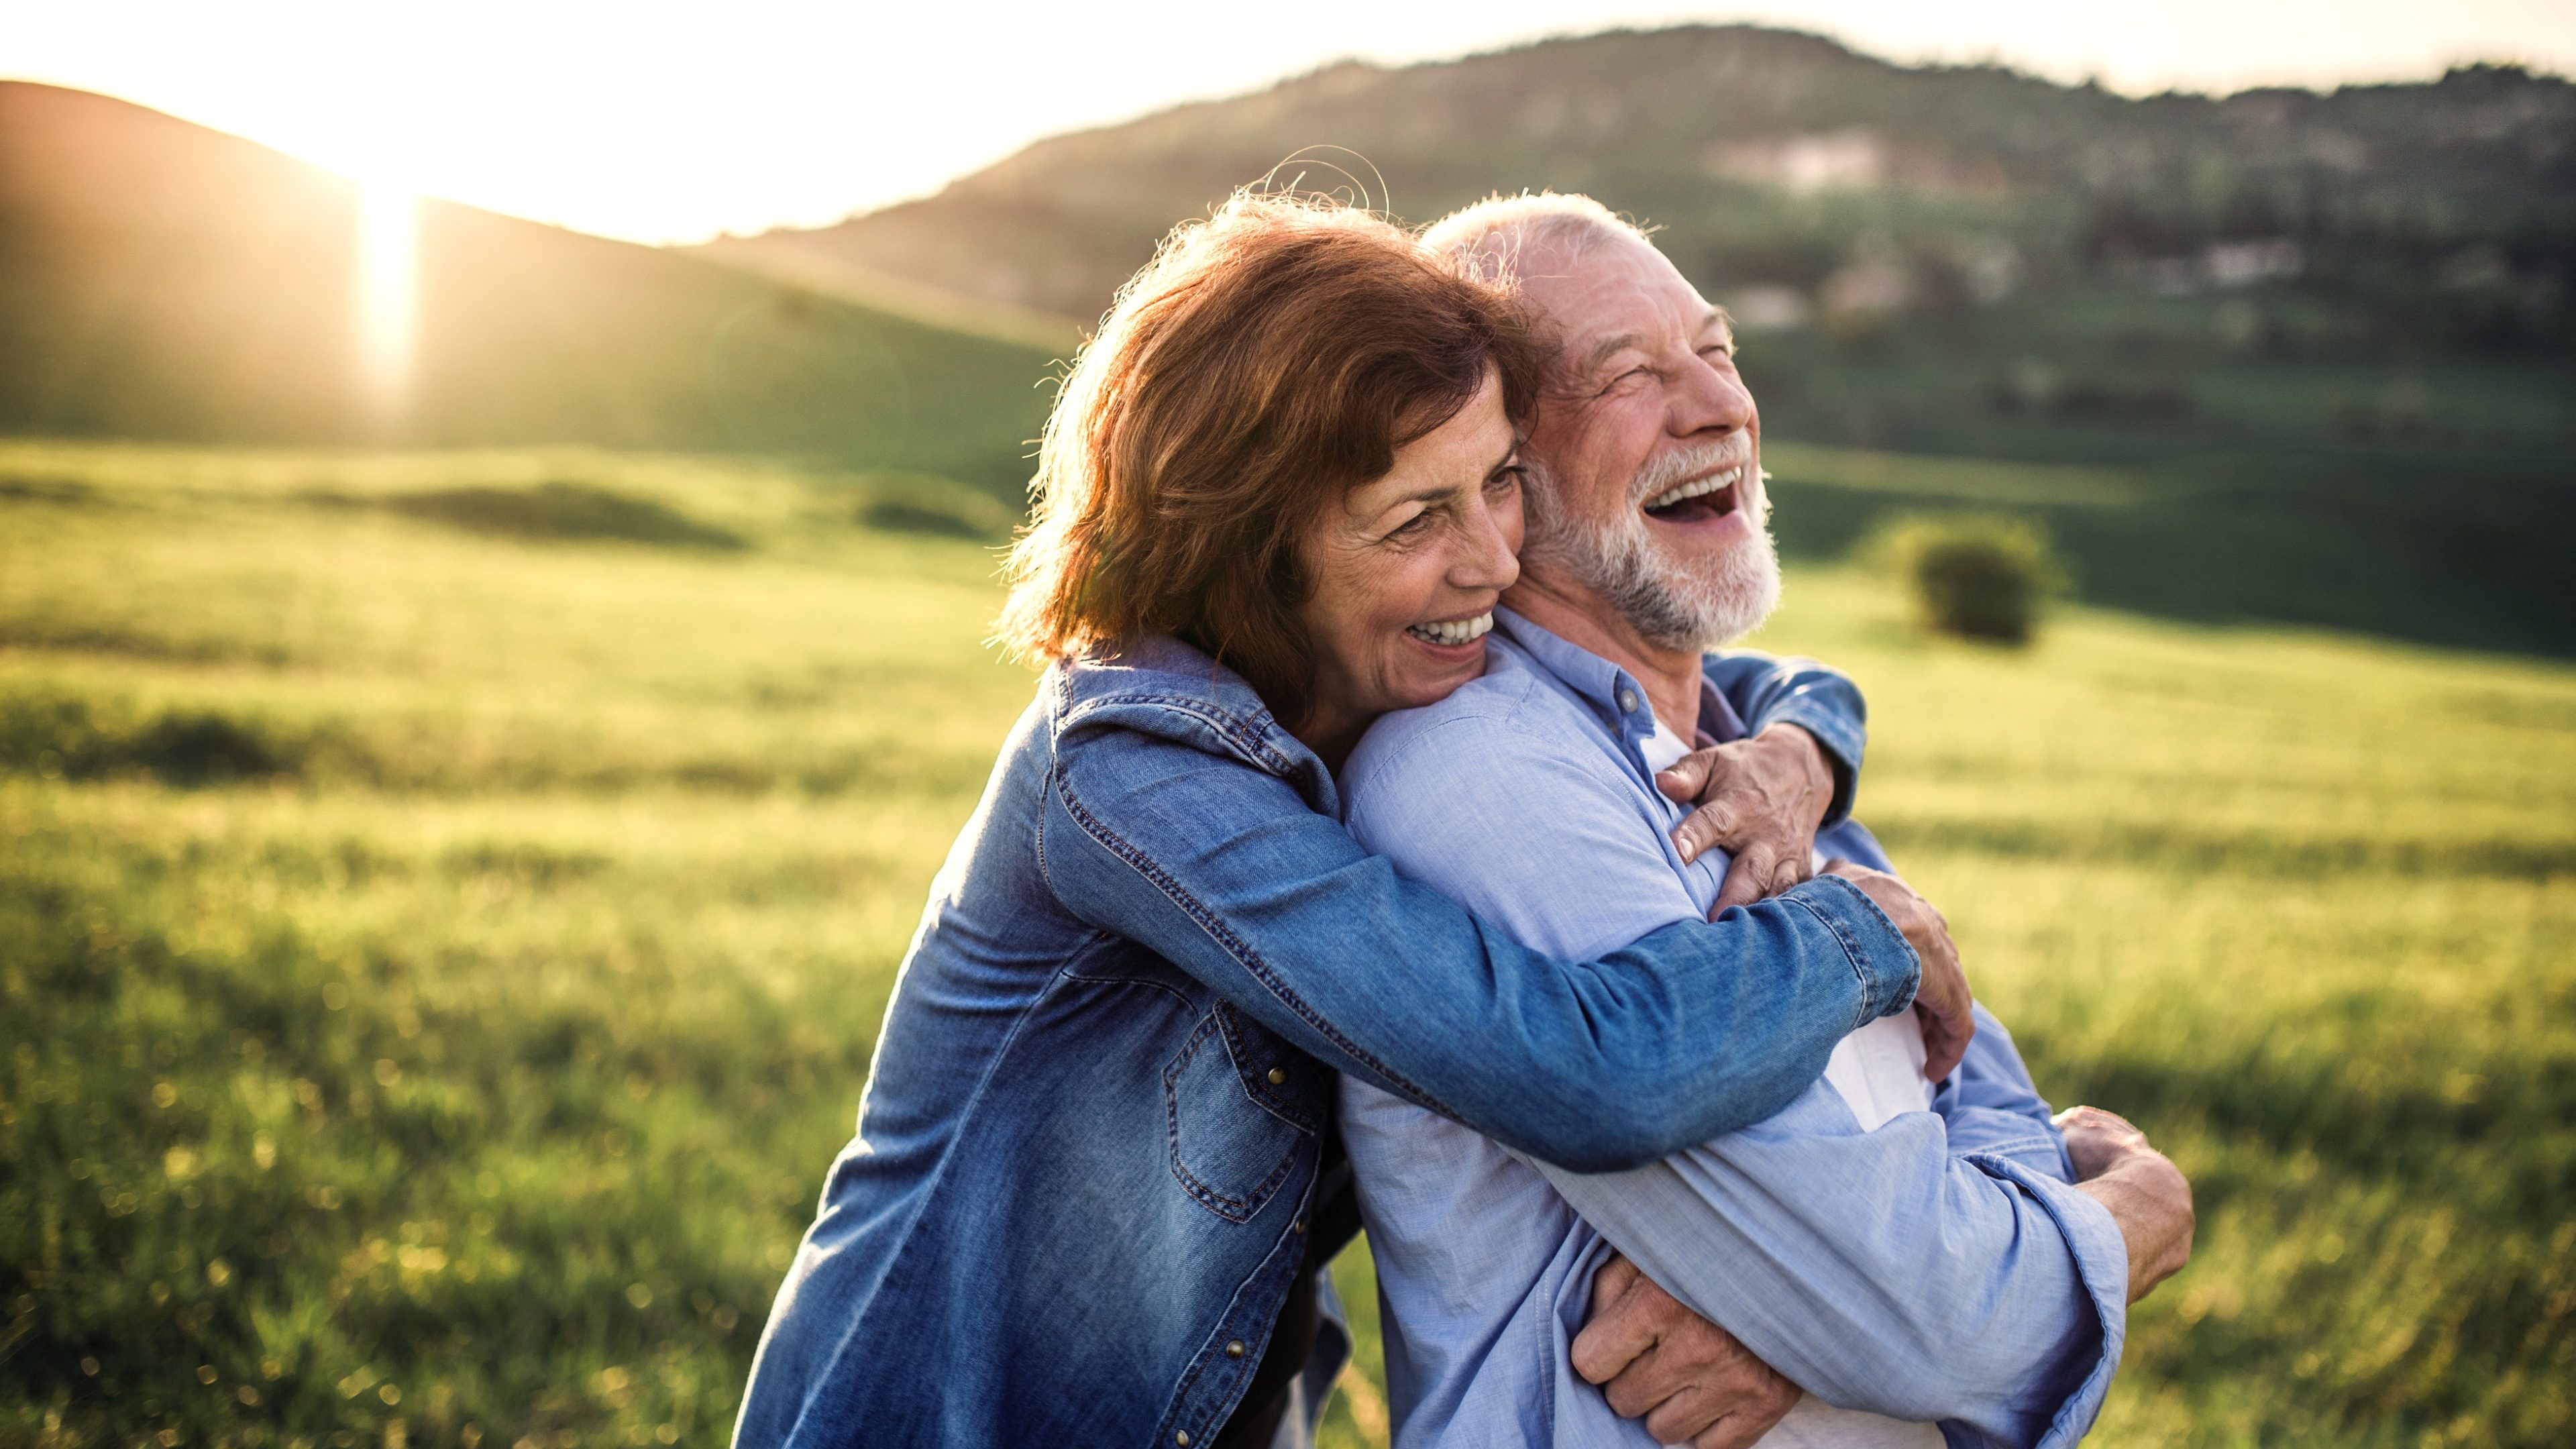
[1406,612,1493,646]
[1641,464,1745,523]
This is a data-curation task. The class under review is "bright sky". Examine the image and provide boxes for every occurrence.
[8,0,2569,246]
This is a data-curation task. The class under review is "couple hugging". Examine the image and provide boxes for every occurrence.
[732,190,2195,1449]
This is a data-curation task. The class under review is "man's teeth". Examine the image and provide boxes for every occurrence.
[1644,466,1742,512]
[1407,612,1494,646]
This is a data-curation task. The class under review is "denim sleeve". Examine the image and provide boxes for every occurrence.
[1525,1097,2129,1449]
[1041,726,1921,1173]
[1704,651,1866,826]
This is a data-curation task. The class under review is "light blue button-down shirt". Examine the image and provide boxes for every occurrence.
[1337,610,2130,1449]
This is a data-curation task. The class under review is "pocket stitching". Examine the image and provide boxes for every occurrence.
[1164,1012,1301,1224]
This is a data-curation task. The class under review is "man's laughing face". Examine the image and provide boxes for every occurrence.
[1513,230,1780,651]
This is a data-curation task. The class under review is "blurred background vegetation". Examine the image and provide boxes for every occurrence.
[2,19,2571,1449]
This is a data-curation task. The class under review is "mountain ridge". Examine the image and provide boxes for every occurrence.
[695,23,2573,354]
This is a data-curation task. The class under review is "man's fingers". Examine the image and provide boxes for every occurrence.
[1691,1407,1788,1449]
[1921,1014,1970,1084]
[1655,749,1717,804]
[1683,1365,1802,1449]
[1640,1383,1735,1446]
[1915,938,1975,1081]
[1709,842,1774,913]
[1770,850,1813,896]
[1924,1006,1972,1081]
[1670,796,1742,866]
[1570,1259,1658,1386]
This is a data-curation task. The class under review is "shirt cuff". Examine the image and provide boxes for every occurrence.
[1960,1157,2131,1449]
[1780,873,1920,1026]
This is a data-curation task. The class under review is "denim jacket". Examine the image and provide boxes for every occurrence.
[732,635,1919,1449]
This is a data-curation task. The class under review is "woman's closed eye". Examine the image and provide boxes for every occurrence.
[1383,506,1438,543]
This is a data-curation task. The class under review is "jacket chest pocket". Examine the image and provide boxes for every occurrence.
[1163,1004,1322,1224]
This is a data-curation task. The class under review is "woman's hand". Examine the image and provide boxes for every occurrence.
[1573,1254,1801,1449]
[1817,861,1975,1082]
[1657,724,1835,912]
[2055,1106,2196,1303]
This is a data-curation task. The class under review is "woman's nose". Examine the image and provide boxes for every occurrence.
[1454,494,1521,592]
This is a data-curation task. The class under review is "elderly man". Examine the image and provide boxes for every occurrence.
[1336,194,2195,1449]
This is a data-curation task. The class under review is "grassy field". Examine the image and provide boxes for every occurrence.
[3,441,2571,1448]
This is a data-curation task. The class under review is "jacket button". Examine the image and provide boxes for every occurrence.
[1175,1434,1190,1447]
[1266,1067,1287,1086]
[1226,1340,1246,1358]
[1293,1216,1308,1234]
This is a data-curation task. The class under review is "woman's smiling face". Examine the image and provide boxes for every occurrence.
[1295,370,1525,764]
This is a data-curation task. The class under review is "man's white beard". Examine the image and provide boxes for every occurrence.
[1523,439,1782,651]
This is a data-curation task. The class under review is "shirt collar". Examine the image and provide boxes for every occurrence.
[1493,608,1748,774]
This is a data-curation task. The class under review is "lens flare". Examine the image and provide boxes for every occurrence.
[356,181,416,427]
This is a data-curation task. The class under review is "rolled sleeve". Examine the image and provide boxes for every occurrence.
[1527,1094,2130,1449]
[1952,1156,2131,1449]
[1938,1005,2079,1181]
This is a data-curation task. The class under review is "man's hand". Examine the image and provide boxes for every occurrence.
[1658,724,1835,912]
[1817,861,1974,1082]
[2055,1106,2196,1303]
[1572,1254,1801,1448]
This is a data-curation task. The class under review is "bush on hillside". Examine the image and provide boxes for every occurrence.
[0,692,306,786]
[1873,513,2069,645]
[384,482,745,550]
[852,472,1016,541]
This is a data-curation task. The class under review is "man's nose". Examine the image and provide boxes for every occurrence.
[1672,356,1756,439]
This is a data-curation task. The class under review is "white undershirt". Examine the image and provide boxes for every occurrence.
[1638,716,1933,1131]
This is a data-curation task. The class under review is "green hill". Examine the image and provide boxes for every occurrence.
[700,28,2576,655]
[702,28,2573,354]
[0,83,1057,497]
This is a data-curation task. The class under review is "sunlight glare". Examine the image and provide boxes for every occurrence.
[356,181,417,424]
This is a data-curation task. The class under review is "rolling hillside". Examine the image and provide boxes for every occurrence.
[701,28,2576,656]
[701,28,2575,354]
[0,83,1057,496]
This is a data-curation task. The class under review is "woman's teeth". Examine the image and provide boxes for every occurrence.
[1644,466,1742,512]
[1407,612,1493,646]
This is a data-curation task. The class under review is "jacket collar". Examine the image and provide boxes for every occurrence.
[1051,635,1340,814]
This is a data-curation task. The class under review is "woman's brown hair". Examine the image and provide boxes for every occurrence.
[998,191,1545,727]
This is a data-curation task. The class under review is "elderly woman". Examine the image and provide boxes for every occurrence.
[731,195,1965,1448]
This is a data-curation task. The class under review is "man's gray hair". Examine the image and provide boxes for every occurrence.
[1421,193,1655,289]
